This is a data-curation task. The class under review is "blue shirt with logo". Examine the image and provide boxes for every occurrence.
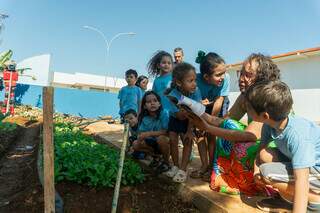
[196,73,230,101]
[118,85,143,115]
[152,73,172,111]
[138,110,169,132]
[261,115,320,169]
[167,88,202,116]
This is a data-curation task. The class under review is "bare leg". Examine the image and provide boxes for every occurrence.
[169,131,179,167]
[208,134,216,168]
[181,136,193,171]
[263,177,320,203]
[157,135,170,163]
[197,137,209,171]
[133,140,153,154]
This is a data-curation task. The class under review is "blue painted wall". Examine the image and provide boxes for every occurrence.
[0,84,119,118]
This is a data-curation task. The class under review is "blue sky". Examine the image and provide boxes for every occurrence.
[1,0,319,79]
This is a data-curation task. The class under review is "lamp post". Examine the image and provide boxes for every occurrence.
[83,25,136,92]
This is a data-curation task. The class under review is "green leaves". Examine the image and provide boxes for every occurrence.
[54,121,144,187]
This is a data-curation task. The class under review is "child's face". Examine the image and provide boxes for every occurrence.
[177,70,197,94]
[144,94,161,113]
[204,63,226,87]
[158,56,172,75]
[139,78,149,90]
[124,113,138,127]
[238,60,258,93]
[126,74,137,86]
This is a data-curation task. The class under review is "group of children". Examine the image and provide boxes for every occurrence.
[118,50,320,212]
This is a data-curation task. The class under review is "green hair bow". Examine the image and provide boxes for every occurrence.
[195,50,206,64]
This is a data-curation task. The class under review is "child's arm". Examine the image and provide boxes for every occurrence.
[211,96,225,116]
[293,168,309,213]
[138,130,167,141]
[226,94,246,120]
[190,114,260,142]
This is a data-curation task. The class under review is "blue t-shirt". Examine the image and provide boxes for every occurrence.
[167,88,202,116]
[196,73,230,101]
[152,73,172,111]
[138,110,169,132]
[118,85,143,115]
[261,115,320,169]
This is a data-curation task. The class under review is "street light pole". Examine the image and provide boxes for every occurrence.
[83,25,136,92]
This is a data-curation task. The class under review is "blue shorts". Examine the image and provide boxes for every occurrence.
[145,137,161,154]
[168,116,189,134]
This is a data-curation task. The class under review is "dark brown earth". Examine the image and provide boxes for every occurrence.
[0,116,198,213]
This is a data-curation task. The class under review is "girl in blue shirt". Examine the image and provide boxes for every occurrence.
[148,50,173,112]
[190,51,230,181]
[132,91,170,173]
[164,62,202,183]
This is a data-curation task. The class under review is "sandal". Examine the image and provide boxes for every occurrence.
[149,158,161,168]
[190,169,206,179]
[156,162,170,174]
[165,166,179,178]
[173,169,187,183]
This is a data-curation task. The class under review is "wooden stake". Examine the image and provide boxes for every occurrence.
[43,86,55,213]
[111,123,129,213]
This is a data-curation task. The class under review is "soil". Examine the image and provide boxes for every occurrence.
[0,116,199,213]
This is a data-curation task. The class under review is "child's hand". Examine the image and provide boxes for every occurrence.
[201,99,210,106]
[253,173,265,187]
[186,113,209,131]
[138,132,149,141]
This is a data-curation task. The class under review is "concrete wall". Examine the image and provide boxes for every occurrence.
[227,54,320,122]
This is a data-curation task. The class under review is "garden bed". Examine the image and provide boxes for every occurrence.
[0,113,198,213]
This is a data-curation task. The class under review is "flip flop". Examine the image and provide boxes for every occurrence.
[173,169,187,183]
[190,169,206,179]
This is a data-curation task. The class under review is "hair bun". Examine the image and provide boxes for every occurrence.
[195,50,206,64]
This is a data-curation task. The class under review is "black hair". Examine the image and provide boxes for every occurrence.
[125,69,138,78]
[165,62,196,96]
[245,80,293,121]
[195,50,225,76]
[124,109,137,118]
[138,91,162,124]
[243,53,280,82]
[147,50,173,77]
[135,75,148,88]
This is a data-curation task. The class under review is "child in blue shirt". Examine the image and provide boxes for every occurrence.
[135,75,149,96]
[245,81,320,212]
[148,50,173,112]
[132,91,170,173]
[123,109,145,159]
[191,51,230,181]
[118,69,143,121]
[164,62,203,183]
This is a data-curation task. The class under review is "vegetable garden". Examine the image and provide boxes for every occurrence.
[0,106,198,213]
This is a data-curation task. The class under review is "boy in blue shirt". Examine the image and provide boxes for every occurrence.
[118,69,143,122]
[245,81,320,212]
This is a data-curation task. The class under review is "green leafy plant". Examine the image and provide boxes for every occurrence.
[0,113,17,132]
[54,121,144,187]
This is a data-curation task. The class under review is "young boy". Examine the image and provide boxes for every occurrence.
[123,109,145,159]
[245,80,320,212]
[118,69,143,122]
